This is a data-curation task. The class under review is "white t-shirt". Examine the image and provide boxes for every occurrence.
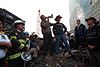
[0,34,10,59]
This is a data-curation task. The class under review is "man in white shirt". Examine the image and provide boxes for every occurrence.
[0,19,12,67]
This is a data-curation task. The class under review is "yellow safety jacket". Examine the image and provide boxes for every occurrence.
[6,30,28,60]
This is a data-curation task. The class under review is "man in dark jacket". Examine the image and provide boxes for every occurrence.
[85,17,100,67]
[53,15,71,55]
[74,19,86,49]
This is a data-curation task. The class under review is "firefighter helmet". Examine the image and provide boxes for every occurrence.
[14,20,25,24]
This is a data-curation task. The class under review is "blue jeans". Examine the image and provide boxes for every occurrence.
[55,34,70,54]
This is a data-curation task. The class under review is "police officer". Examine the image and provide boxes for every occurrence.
[7,20,28,67]
[85,17,100,67]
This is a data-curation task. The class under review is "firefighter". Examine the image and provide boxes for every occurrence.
[6,20,28,67]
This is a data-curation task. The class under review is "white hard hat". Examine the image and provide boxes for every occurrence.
[14,20,25,24]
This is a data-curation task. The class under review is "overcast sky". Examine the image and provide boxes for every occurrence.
[0,0,70,35]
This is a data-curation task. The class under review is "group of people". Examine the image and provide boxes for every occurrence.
[0,14,71,67]
[40,15,100,67]
[0,19,39,67]
[73,17,100,67]
[0,12,100,67]
[40,15,72,56]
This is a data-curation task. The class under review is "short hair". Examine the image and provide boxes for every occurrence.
[77,19,80,22]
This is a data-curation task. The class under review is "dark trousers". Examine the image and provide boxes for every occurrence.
[89,50,100,67]
[8,57,24,67]
[75,38,84,49]
[43,33,53,55]
[0,59,4,67]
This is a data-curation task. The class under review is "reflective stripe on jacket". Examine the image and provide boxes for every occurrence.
[6,52,21,60]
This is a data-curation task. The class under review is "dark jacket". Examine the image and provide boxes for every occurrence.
[75,24,86,38]
[85,25,100,51]
[53,22,67,35]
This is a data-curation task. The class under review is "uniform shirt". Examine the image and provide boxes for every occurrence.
[41,21,51,34]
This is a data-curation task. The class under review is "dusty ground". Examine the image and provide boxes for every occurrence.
[27,51,90,67]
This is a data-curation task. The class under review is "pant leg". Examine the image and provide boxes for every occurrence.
[43,33,52,55]
[75,38,80,49]
[55,35,62,54]
[94,51,100,66]
[43,34,48,55]
[0,59,4,67]
[8,57,24,67]
[47,34,53,55]
[61,34,71,52]
[29,48,38,57]
[89,51,99,67]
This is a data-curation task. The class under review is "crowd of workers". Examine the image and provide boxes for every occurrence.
[0,13,100,67]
